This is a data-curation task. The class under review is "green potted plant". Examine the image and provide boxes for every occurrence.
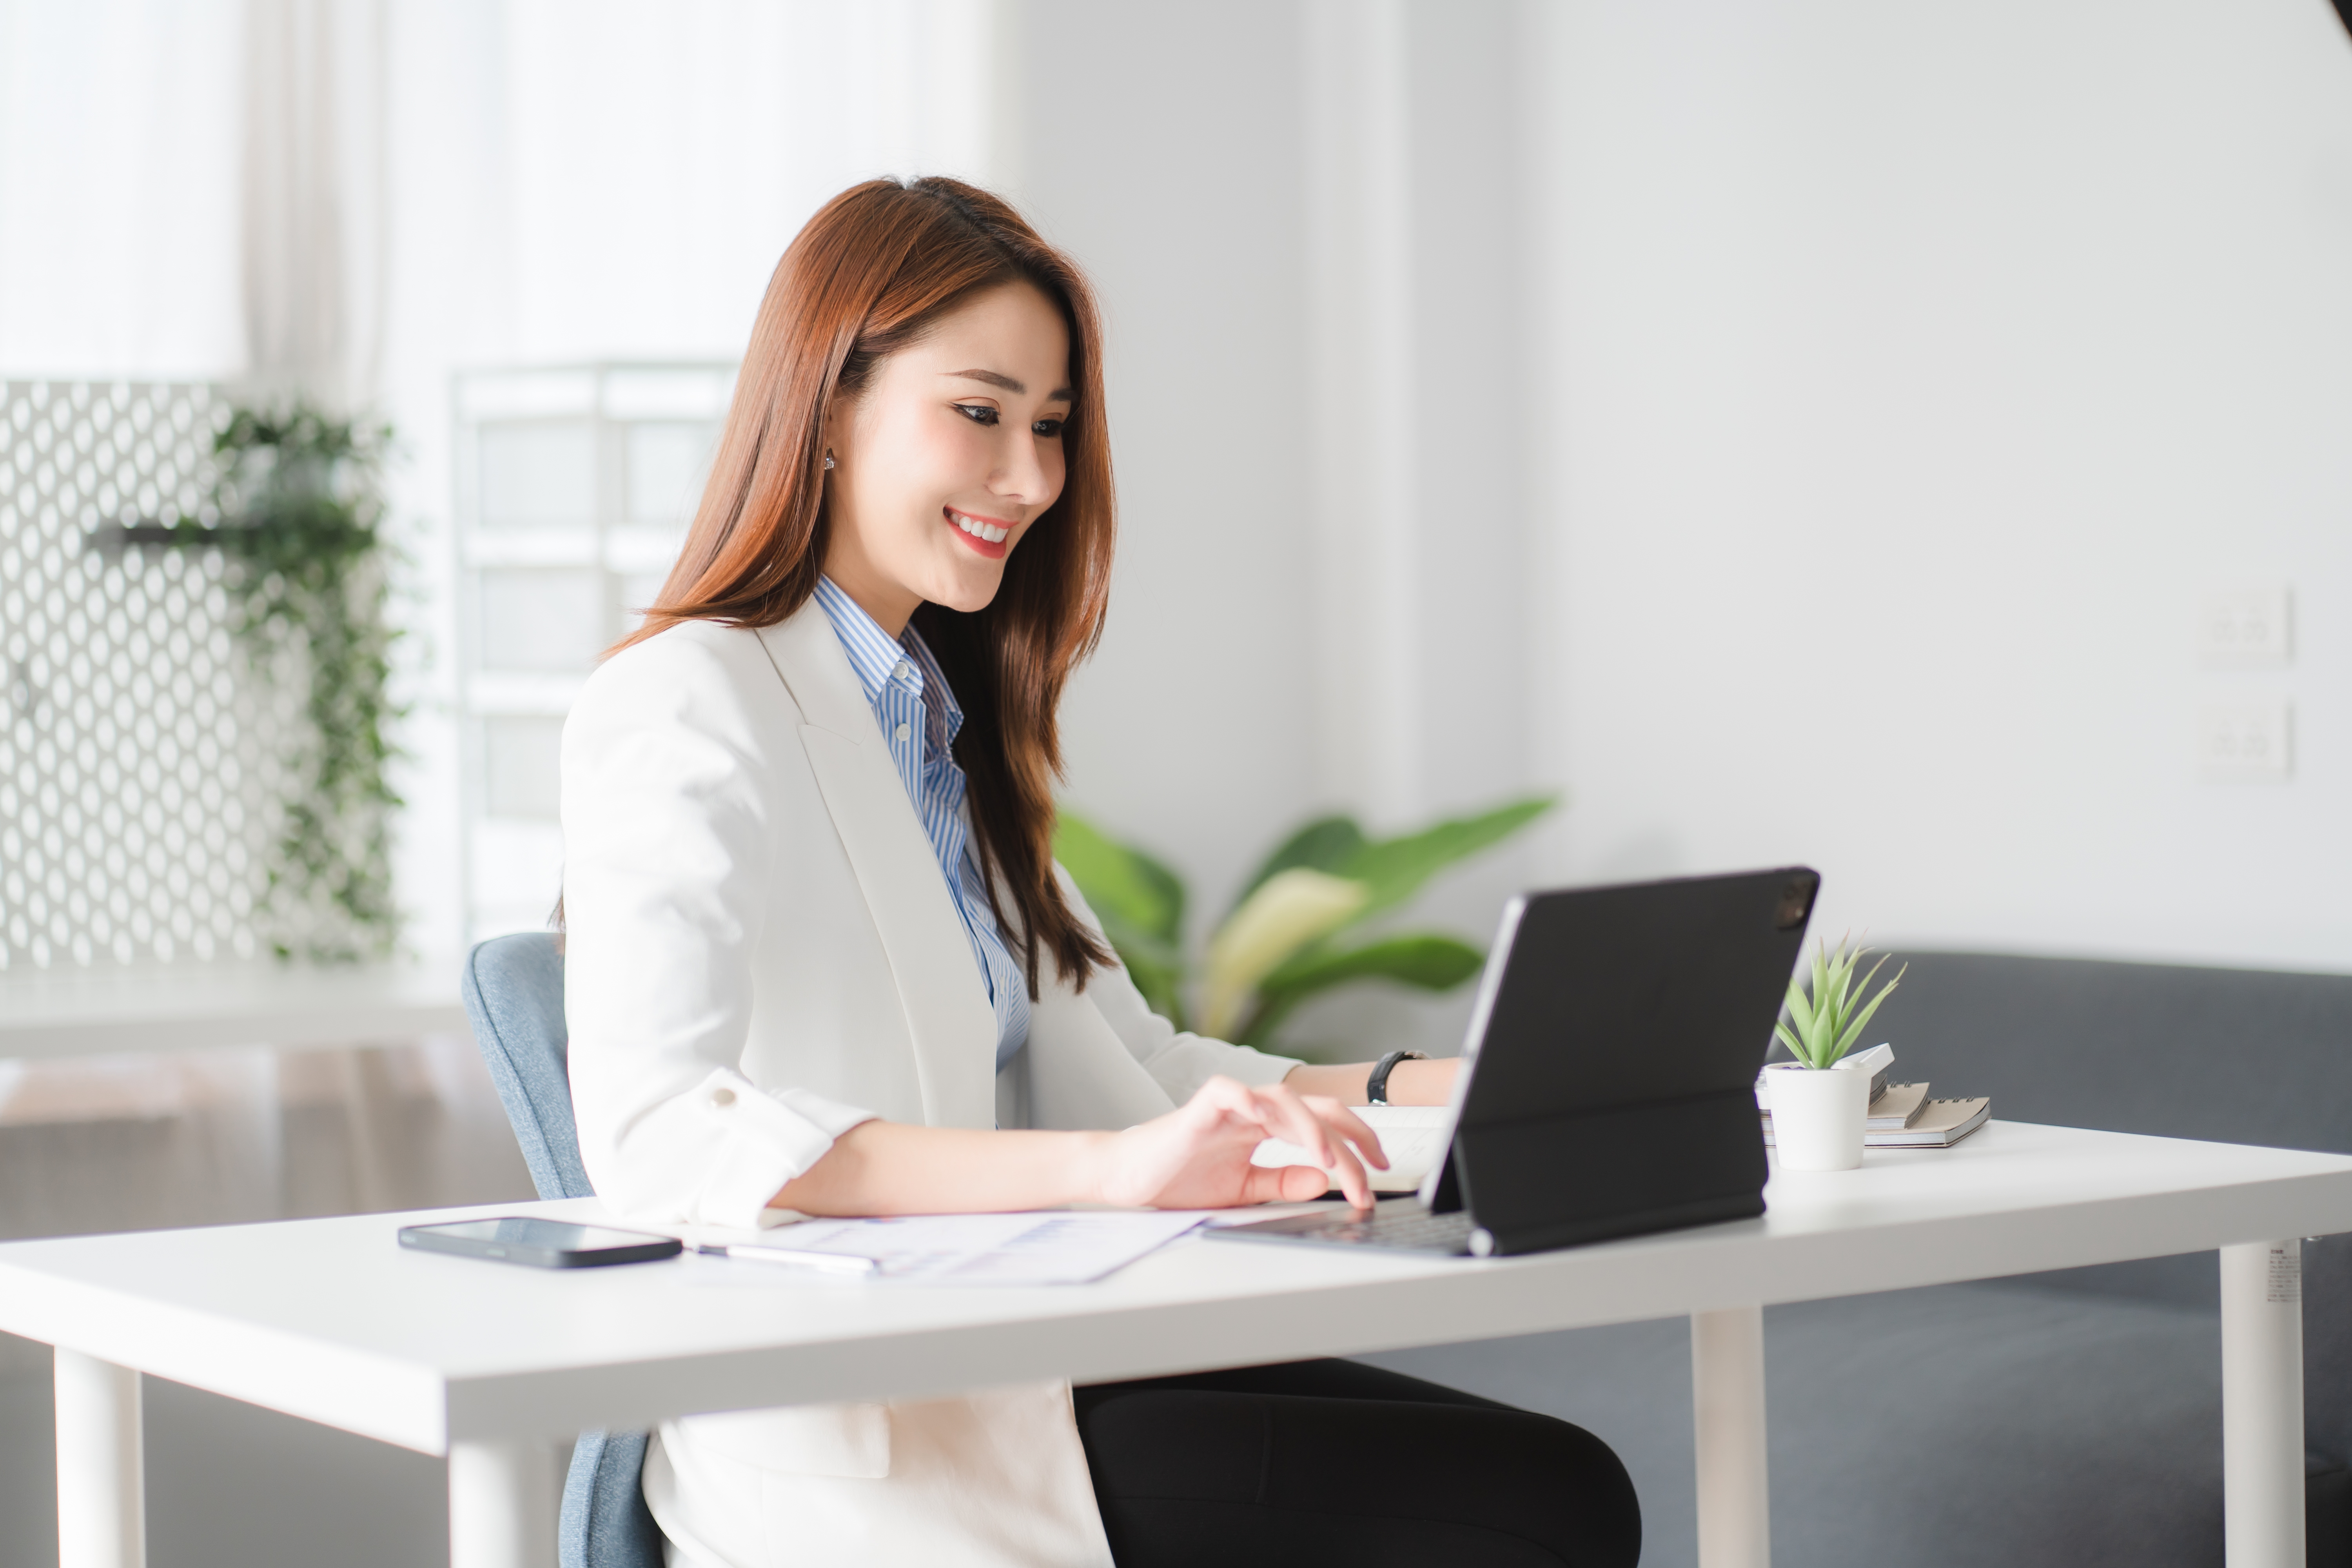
[1765,936,1905,1170]
[1055,795,1556,1054]
[166,401,403,961]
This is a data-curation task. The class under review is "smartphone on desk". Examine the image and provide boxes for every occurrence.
[397,1217,683,1270]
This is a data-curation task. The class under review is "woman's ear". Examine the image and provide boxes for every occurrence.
[821,396,867,475]
[818,402,846,470]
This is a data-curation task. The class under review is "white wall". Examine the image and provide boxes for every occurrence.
[1014,1,1545,1055]
[1526,0,2352,973]
[1009,1,1323,928]
[32,0,2347,1004]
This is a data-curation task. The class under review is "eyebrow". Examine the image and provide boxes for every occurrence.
[946,368,1073,401]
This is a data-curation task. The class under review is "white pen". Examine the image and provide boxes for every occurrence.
[696,1242,879,1277]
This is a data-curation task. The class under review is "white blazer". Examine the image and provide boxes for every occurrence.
[561,602,1301,1568]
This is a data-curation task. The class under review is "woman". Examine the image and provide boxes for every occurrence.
[563,176,1639,1568]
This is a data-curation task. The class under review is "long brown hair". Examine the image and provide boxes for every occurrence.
[614,177,1114,994]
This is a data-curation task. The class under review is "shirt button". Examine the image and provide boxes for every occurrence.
[893,660,911,681]
[895,722,911,743]
[709,1087,736,1108]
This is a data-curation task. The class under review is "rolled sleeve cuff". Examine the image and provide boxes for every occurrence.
[1142,1036,1305,1105]
[1206,1042,1305,1088]
[686,1069,878,1230]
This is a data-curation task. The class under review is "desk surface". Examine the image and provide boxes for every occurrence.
[0,957,468,1057]
[2,1121,2348,1456]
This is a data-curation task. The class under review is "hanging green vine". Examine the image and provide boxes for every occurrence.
[169,401,404,962]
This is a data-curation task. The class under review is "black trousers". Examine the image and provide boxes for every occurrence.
[1074,1359,1641,1568]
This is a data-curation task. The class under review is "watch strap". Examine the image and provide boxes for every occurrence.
[1365,1049,1429,1106]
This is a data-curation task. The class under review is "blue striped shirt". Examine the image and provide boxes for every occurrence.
[811,576,1031,1067]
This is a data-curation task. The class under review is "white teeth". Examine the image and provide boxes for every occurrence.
[951,512,1010,543]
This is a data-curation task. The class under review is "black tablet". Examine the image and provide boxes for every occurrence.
[1211,865,1818,1256]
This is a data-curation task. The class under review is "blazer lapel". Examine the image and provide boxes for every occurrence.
[755,606,998,1131]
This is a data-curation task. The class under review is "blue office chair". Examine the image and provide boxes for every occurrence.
[460,932,664,1568]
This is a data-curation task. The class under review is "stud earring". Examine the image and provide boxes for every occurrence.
[823,452,836,470]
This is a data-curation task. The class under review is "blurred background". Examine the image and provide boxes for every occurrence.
[3,0,2350,1563]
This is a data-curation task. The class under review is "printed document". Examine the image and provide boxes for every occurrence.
[724,1210,1210,1286]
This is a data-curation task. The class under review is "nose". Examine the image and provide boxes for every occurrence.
[991,430,1057,508]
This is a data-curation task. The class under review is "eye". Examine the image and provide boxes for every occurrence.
[1032,417,1065,438]
[953,403,1000,427]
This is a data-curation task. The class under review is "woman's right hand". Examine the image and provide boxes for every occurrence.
[1089,1076,1388,1211]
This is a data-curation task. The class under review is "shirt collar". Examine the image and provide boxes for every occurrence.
[812,575,964,745]
[813,575,923,702]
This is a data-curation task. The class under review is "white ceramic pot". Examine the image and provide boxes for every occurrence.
[1765,1061,1869,1171]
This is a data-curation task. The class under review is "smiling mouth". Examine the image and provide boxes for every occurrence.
[947,507,1012,558]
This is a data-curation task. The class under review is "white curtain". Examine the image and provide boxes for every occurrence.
[0,0,247,377]
[0,0,1000,393]
[0,0,1004,1236]
[241,0,387,405]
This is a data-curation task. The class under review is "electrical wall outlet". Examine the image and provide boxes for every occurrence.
[2199,586,2293,668]
[2198,700,2293,782]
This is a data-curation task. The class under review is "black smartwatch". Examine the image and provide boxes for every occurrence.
[1365,1050,1428,1106]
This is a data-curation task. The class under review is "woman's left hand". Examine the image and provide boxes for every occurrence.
[1089,1076,1387,1210]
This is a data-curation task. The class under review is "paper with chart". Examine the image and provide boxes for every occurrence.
[735,1210,1212,1285]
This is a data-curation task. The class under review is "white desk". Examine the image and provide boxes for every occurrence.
[4,1121,2350,1568]
[0,958,467,1059]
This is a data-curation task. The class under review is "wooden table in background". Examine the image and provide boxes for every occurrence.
[0,959,466,1060]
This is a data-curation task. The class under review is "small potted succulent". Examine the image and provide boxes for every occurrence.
[1765,937,1905,1171]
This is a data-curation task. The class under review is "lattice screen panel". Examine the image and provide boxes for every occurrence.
[0,382,290,969]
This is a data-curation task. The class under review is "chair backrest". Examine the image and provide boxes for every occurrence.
[458,933,664,1568]
[460,931,593,1201]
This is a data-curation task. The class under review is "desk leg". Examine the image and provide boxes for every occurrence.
[54,1349,143,1568]
[2222,1240,2305,1568]
[449,1437,559,1568]
[1691,1306,1770,1568]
